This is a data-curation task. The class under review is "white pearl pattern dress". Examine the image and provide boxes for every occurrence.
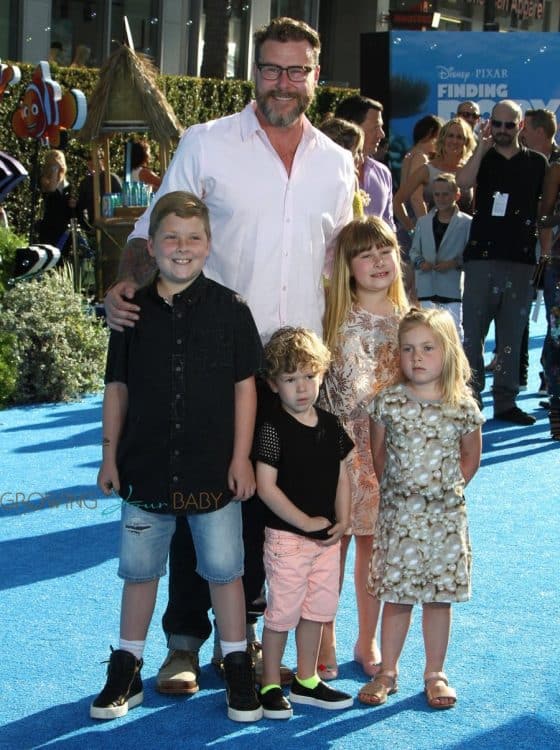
[367,383,484,604]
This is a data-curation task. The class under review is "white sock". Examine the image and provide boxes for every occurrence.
[220,639,247,658]
[119,638,145,660]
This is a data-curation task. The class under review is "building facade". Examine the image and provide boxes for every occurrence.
[2,1,560,89]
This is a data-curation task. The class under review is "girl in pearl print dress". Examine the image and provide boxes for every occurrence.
[358,307,483,711]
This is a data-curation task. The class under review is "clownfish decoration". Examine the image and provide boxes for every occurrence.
[12,61,87,147]
[0,60,21,103]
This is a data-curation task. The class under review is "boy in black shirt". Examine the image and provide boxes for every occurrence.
[91,192,263,723]
[254,327,354,719]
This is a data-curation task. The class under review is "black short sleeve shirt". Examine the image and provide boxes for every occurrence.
[253,403,354,538]
[105,273,263,514]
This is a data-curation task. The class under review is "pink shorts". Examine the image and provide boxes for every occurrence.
[263,527,341,632]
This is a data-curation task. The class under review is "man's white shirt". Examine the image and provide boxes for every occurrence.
[130,102,355,341]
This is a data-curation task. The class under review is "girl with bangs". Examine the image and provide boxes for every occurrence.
[317,216,408,681]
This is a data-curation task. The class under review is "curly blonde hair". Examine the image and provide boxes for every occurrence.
[264,327,331,379]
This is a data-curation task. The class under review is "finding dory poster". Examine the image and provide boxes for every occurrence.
[367,31,560,179]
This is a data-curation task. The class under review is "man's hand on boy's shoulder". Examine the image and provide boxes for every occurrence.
[228,457,256,501]
[104,237,157,331]
[104,280,140,331]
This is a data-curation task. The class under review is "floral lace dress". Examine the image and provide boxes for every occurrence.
[367,383,484,604]
[321,304,401,535]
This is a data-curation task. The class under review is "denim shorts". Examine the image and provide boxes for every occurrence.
[118,500,244,584]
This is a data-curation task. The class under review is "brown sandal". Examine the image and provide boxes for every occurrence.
[358,671,398,706]
[424,671,457,709]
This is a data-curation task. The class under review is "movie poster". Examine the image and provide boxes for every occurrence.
[389,31,560,150]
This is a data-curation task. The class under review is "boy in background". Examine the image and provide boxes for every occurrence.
[410,173,471,337]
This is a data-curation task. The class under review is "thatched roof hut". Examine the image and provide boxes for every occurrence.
[79,44,182,147]
[79,44,183,298]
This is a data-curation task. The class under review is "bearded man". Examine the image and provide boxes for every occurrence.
[457,99,547,424]
[102,16,354,697]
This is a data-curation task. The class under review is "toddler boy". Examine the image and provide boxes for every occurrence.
[254,327,354,719]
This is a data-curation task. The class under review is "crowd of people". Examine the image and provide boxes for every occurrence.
[80,15,558,729]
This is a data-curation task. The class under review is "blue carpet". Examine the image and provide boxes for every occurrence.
[0,308,559,750]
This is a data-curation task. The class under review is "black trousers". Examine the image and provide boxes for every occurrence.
[162,380,272,646]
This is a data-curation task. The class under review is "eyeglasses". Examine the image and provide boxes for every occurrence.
[256,63,315,82]
[458,111,480,120]
[491,119,518,130]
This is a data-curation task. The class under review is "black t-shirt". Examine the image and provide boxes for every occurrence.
[105,273,263,515]
[465,147,546,265]
[38,186,74,247]
[254,402,354,539]
[432,214,449,252]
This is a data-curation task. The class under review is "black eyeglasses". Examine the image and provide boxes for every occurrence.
[256,63,315,82]
[458,111,480,120]
[491,119,518,130]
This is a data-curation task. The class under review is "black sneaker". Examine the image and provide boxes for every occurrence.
[90,648,143,720]
[223,651,263,722]
[289,678,353,710]
[259,686,293,719]
[494,406,536,425]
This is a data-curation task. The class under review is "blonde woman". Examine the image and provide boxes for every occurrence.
[393,118,475,234]
[38,149,75,251]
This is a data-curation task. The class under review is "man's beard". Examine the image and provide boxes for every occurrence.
[256,88,311,128]
[493,131,515,147]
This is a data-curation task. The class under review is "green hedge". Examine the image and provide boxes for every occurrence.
[0,266,108,406]
[1,62,356,239]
